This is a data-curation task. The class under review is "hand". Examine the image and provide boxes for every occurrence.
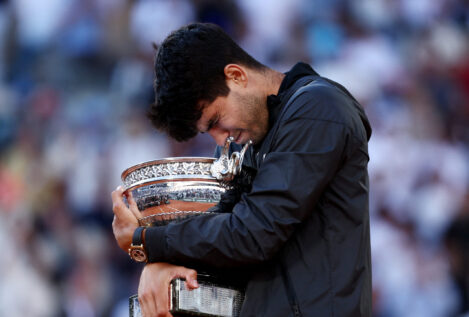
[111,186,142,252]
[138,262,199,317]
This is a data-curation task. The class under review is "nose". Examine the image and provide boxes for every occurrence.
[208,127,230,146]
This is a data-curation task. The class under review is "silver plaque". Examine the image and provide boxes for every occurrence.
[129,277,245,317]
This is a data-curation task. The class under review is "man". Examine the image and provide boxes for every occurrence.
[112,22,372,316]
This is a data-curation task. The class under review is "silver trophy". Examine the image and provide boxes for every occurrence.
[122,137,252,317]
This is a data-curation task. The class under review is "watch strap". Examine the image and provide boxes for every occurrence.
[132,226,145,246]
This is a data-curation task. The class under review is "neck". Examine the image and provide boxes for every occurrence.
[244,66,285,99]
[263,68,285,96]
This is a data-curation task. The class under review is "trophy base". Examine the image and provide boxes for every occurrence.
[129,274,245,317]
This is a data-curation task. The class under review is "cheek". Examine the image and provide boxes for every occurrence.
[219,115,241,130]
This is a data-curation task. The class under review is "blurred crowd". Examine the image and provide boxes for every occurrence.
[0,0,469,316]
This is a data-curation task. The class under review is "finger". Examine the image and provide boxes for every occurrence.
[111,186,125,210]
[127,191,143,219]
[183,268,199,290]
[173,267,198,290]
[113,185,124,196]
[111,186,134,218]
[111,215,117,232]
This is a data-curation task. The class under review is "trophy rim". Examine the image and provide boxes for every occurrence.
[123,178,223,193]
[121,157,216,181]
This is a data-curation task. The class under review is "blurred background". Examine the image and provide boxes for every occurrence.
[0,0,469,316]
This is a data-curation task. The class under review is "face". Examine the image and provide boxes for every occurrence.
[196,90,269,146]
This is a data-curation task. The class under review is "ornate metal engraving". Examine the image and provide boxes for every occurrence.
[122,159,214,189]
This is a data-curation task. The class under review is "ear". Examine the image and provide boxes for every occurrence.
[224,64,248,87]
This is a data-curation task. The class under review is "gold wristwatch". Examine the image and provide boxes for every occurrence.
[128,226,147,262]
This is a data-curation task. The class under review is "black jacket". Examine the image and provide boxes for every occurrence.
[146,63,372,316]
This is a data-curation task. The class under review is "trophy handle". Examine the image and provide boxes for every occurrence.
[210,138,252,183]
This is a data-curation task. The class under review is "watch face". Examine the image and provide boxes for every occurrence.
[130,247,147,262]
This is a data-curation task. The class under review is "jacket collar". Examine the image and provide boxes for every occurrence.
[267,62,319,128]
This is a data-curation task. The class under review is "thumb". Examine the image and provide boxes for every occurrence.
[176,268,198,290]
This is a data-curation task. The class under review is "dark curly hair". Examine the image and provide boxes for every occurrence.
[148,23,265,141]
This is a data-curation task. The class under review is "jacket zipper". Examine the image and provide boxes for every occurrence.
[280,260,303,317]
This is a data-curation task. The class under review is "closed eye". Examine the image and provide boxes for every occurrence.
[206,115,219,132]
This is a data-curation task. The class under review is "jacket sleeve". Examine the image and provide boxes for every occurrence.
[145,116,350,268]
